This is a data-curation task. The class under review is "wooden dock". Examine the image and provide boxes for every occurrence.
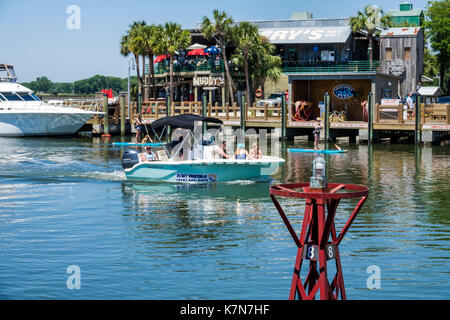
[67,98,450,144]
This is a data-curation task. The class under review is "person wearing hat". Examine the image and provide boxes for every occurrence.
[140,145,158,162]
[235,143,249,160]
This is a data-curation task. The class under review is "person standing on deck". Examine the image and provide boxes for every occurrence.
[313,119,322,150]
[134,113,143,143]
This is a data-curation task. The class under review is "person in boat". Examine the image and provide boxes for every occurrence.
[235,143,250,160]
[140,145,158,162]
[249,141,262,159]
[313,119,321,150]
[134,114,143,143]
[203,140,230,159]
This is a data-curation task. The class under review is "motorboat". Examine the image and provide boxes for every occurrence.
[120,114,285,183]
[0,64,101,136]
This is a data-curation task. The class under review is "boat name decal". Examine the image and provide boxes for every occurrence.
[176,173,217,183]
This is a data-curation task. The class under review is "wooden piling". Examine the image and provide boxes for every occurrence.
[120,94,125,135]
[415,94,422,145]
[368,92,374,144]
[324,92,330,149]
[102,93,110,136]
[202,92,207,134]
[281,92,287,140]
[240,93,246,132]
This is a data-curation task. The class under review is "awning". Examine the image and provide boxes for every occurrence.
[259,26,351,44]
[150,114,223,130]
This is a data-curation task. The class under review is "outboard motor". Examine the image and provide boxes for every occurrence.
[122,150,140,169]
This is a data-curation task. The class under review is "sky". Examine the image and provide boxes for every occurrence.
[0,0,430,83]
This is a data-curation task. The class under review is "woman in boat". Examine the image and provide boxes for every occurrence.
[235,143,249,160]
[249,141,262,159]
[134,113,143,143]
[313,119,321,150]
[140,146,158,162]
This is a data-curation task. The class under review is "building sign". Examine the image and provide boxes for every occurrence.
[333,84,355,99]
[259,27,351,44]
[389,60,406,76]
[193,76,224,87]
[381,99,401,105]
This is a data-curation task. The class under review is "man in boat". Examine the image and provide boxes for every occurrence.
[203,140,231,159]
[140,146,158,162]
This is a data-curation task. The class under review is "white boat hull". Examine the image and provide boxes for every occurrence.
[124,157,285,183]
[0,111,97,136]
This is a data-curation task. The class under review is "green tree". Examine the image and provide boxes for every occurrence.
[24,76,53,93]
[142,24,159,99]
[425,0,450,93]
[120,21,147,96]
[201,9,236,104]
[233,22,260,107]
[350,5,392,68]
[152,22,191,104]
[231,35,282,103]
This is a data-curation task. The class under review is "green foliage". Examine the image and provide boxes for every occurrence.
[425,0,450,93]
[231,25,282,102]
[21,75,137,95]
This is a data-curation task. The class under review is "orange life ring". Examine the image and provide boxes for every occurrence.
[255,88,262,98]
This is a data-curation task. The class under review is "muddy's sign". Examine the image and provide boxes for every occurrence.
[193,76,224,87]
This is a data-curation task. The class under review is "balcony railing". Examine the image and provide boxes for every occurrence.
[146,60,225,75]
[282,60,380,73]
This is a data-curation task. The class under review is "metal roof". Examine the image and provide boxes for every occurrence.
[418,86,444,96]
[380,27,421,37]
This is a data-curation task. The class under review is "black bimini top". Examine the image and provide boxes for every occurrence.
[149,114,223,130]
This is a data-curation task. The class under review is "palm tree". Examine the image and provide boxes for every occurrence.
[120,21,147,95]
[142,24,159,99]
[349,5,392,68]
[233,22,260,108]
[152,22,191,105]
[250,37,282,98]
[201,9,236,104]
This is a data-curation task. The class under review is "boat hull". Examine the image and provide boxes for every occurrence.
[124,157,285,183]
[0,111,96,136]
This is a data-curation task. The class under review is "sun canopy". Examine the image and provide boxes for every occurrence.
[149,114,223,130]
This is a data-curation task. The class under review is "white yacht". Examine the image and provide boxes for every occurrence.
[0,64,101,136]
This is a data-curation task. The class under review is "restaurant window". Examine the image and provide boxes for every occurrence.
[385,47,392,61]
[404,47,411,60]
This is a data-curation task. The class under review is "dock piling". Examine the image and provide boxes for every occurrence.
[102,93,110,137]
[415,94,422,145]
[324,92,330,149]
[240,93,246,132]
[281,92,287,141]
[120,94,125,136]
[368,92,374,144]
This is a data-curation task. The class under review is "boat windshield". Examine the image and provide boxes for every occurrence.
[17,92,38,101]
[31,94,41,101]
[0,92,23,101]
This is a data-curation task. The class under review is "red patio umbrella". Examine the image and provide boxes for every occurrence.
[154,55,169,63]
[187,49,208,56]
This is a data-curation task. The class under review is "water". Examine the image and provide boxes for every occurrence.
[0,136,448,299]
